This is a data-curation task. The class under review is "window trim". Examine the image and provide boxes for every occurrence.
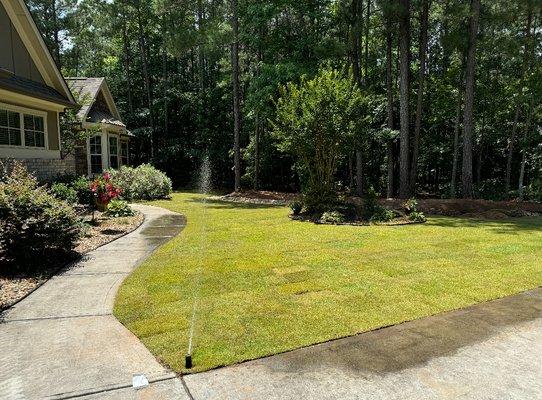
[109,134,119,169]
[88,134,103,175]
[0,102,48,150]
[120,139,129,166]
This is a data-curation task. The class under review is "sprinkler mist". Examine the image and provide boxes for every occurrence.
[185,155,211,369]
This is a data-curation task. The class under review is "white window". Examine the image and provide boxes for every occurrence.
[90,135,103,174]
[0,109,22,146]
[120,140,129,166]
[23,114,45,148]
[109,136,119,169]
[0,105,47,149]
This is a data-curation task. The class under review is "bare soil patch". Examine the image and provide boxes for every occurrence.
[0,211,144,310]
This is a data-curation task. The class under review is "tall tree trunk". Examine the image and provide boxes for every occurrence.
[51,0,61,67]
[162,16,168,135]
[385,11,394,198]
[121,18,133,116]
[351,0,364,196]
[518,151,527,201]
[518,101,533,201]
[363,0,370,85]
[398,0,411,198]
[450,87,462,198]
[505,107,520,195]
[231,0,241,191]
[254,38,263,191]
[254,118,260,190]
[356,151,363,196]
[461,0,481,199]
[505,7,532,197]
[409,0,429,195]
[351,0,363,86]
[137,6,155,160]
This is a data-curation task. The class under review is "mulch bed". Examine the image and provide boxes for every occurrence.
[218,190,541,220]
[379,198,542,219]
[0,211,144,311]
[217,190,298,205]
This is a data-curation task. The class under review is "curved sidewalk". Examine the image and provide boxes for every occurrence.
[0,205,191,400]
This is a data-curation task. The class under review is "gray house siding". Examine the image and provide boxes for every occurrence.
[0,2,45,84]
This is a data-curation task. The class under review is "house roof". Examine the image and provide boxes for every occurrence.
[65,77,126,128]
[0,0,76,106]
[0,68,74,107]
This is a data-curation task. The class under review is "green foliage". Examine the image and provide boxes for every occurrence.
[273,68,363,210]
[403,198,419,214]
[362,187,380,220]
[409,211,427,223]
[71,176,94,206]
[320,211,345,224]
[369,208,395,223]
[0,163,80,269]
[50,182,78,204]
[289,201,303,215]
[109,164,172,201]
[104,199,135,217]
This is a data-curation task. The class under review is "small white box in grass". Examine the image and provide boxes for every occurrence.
[132,374,149,389]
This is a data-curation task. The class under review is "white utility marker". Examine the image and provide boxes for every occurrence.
[132,374,149,390]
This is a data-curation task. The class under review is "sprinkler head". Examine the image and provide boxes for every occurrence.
[185,354,193,369]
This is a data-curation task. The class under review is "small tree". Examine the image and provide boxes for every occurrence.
[272,69,363,211]
[60,91,97,159]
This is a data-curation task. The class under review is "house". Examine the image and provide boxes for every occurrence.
[66,77,131,176]
[0,0,77,180]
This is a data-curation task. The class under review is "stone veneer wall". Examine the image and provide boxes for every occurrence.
[0,155,76,182]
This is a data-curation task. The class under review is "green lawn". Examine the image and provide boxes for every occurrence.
[114,192,542,373]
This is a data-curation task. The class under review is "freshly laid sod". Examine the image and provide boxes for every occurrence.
[114,192,542,373]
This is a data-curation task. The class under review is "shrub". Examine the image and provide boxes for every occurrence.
[50,182,78,204]
[362,187,380,220]
[105,199,135,218]
[289,200,303,215]
[272,68,364,212]
[71,176,94,206]
[409,211,427,223]
[109,164,172,201]
[403,198,418,214]
[320,211,345,224]
[370,208,395,223]
[0,163,80,269]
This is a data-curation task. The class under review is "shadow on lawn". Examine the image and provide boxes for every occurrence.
[185,196,284,210]
[426,215,542,234]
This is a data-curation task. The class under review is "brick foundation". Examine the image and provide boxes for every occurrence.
[1,155,76,182]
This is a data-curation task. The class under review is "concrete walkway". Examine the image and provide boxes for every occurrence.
[185,288,542,400]
[0,205,191,400]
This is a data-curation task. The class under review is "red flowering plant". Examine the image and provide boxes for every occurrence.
[89,172,122,211]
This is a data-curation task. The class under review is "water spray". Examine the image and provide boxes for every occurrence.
[185,155,211,369]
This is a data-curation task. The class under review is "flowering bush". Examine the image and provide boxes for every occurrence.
[108,164,172,200]
[89,172,122,204]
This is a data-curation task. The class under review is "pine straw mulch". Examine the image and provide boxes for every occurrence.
[0,211,144,311]
[217,191,541,219]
